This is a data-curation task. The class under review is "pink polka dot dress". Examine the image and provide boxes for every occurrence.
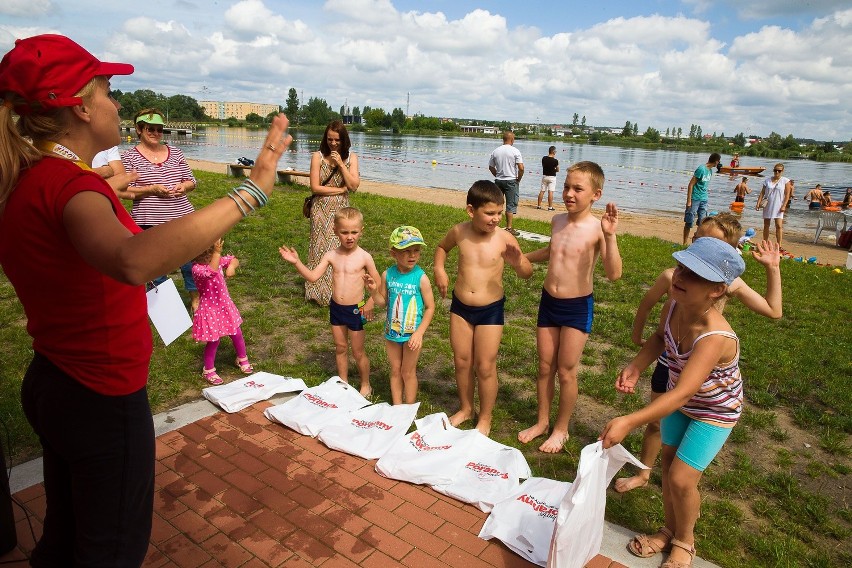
[192,255,243,342]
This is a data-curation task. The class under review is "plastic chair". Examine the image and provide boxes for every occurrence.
[812,211,847,243]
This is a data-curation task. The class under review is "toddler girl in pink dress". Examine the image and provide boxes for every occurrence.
[192,239,253,385]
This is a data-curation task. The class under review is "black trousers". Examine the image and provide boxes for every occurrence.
[21,353,154,567]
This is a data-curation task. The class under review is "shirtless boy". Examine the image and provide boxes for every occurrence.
[280,207,381,396]
[518,161,622,452]
[434,180,533,435]
[733,177,750,203]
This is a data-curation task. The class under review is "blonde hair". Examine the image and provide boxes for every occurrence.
[567,161,605,191]
[334,206,363,227]
[699,213,742,248]
[0,76,103,214]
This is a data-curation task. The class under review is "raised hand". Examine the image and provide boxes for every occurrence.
[363,273,378,294]
[751,239,780,268]
[601,202,619,235]
[248,114,292,197]
[502,240,523,267]
[278,245,300,264]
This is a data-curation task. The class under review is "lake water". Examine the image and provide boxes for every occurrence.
[125,128,852,234]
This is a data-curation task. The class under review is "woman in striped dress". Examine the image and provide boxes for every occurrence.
[600,238,747,568]
[306,120,360,305]
[122,108,199,309]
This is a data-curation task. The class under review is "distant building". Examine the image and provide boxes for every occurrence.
[200,100,280,121]
[460,125,499,134]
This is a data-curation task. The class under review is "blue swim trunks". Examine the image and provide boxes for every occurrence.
[329,299,364,331]
[450,292,505,326]
[536,289,593,334]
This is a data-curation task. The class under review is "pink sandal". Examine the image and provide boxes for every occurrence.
[235,356,254,374]
[202,368,223,386]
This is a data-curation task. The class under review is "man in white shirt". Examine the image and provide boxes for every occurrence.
[488,131,524,235]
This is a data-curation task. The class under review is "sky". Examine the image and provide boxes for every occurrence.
[1,0,850,141]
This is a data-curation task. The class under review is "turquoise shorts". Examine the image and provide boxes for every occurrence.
[661,410,733,472]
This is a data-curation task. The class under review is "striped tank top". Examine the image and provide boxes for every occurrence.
[664,301,743,427]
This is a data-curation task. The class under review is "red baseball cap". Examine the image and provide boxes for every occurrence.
[0,34,133,115]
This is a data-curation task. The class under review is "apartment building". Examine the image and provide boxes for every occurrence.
[200,100,280,121]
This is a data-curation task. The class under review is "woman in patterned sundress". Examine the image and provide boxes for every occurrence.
[306,120,361,304]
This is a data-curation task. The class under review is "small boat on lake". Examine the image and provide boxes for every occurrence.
[718,166,765,176]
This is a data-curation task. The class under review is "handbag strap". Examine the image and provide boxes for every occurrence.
[321,165,340,186]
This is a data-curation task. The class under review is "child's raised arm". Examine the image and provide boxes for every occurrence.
[208,239,224,271]
[279,245,331,283]
[224,255,239,278]
[408,273,436,351]
[363,270,387,307]
[503,236,533,279]
[727,240,782,319]
[600,202,622,281]
[433,226,459,298]
[631,268,673,346]
[360,253,382,321]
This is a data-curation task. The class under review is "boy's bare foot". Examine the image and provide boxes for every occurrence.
[449,410,474,427]
[518,423,549,444]
[475,418,491,437]
[359,385,372,398]
[539,431,569,453]
[614,474,650,494]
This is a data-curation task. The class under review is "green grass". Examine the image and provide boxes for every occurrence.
[1,170,850,567]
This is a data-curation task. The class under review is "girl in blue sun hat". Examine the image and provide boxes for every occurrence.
[364,226,435,404]
[600,237,746,568]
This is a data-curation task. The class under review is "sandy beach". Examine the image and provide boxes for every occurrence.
[358,180,850,267]
[188,159,849,266]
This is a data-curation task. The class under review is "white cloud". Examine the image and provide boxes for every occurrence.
[0,0,52,17]
[224,0,312,43]
[4,1,848,139]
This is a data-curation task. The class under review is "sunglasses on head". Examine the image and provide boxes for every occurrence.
[145,125,163,133]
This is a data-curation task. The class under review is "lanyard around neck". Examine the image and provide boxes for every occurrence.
[34,140,92,171]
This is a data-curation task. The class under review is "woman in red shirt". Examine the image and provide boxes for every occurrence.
[0,35,291,566]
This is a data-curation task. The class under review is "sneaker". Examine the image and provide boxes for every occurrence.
[536,205,542,209]
[507,227,520,236]
[547,207,556,211]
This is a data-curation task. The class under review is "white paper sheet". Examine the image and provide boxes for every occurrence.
[146,278,192,345]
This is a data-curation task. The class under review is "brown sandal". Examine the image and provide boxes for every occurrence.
[627,526,673,558]
[660,538,695,568]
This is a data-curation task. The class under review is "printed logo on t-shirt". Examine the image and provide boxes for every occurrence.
[302,393,338,408]
[409,431,452,452]
[515,494,559,519]
[465,461,510,480]
[351,418,393,430]
[243,380,265,389]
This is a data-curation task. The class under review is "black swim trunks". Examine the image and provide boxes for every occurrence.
[449,292,505,326]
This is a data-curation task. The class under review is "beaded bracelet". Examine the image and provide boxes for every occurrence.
[226,192,248,217]
[231,188,256,213]
[242,179,269,207]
